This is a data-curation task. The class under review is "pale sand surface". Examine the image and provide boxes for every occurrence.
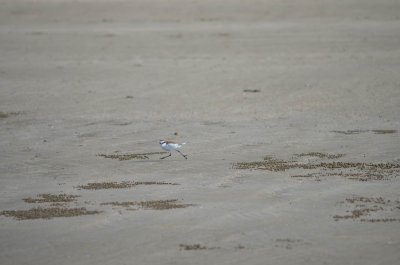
[1,0,400,264]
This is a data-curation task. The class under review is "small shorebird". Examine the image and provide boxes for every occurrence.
[159,140,187,160]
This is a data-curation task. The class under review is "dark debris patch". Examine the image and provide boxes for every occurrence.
[234,155,400,182]
[1,207,101,220]
[295,152,345,159]
[323,172,389,181]
[263,155,274,160]
[331,129,397,135]
[23,194,80,203]
[360,218,400,223]
[334,196,400,222]
[331,130,368,135]
[291,173,323,182]
[179,244,218,250]
[0,111,22,119]
[295,171,394,182]
[233,158,294,171]
[372,129,397,134]
[274,239,310,250]
[345,196,386,204]
[101,200,193,210]
[235,244,246,250]
[97,152,167,160]
[291,174,315,178]
[243,89,261,93]
[333,208,378,221]
[77,181,179,190]
[234,160,399,171]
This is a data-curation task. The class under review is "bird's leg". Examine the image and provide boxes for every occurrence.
[176,150,187,160]
[160,152,172,159]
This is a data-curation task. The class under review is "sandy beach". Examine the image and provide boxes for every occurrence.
[1,0,400,264]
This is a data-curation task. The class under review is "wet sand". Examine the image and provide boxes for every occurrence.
[1,0,400,264]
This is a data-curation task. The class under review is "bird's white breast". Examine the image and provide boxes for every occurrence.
[161,142,180,151]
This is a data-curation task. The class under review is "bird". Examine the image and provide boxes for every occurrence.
[159,140,187,159]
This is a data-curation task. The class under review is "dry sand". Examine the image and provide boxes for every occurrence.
[1,0,400,264]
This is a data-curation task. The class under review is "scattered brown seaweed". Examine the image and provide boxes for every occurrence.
[179,244,219,250]
[234,154,400,182]
[360,218,400,222]
[234,160,400,171]
[77,181,179,190]
[23,194,80,203]
[333,208,377,220]
[334,196,400,222]
[0,111,22,119]
[331,130,368,135]
[325,172,387,181]
[331,129,397,135]
[97,152,167,160]
[371,129,397,134]
[235,244,245,250]
[275,239,310,250]
[263,155,274,161]
[295,152,345,159]
[1,207,100,220]
[233,158,293,171]
[304,162,399,170]
[345,197,386,204]
[101,200,192,210]
[291,174,315,178]
[243,89,260,93]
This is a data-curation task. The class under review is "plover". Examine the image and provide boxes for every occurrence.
[159,140,187,160]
